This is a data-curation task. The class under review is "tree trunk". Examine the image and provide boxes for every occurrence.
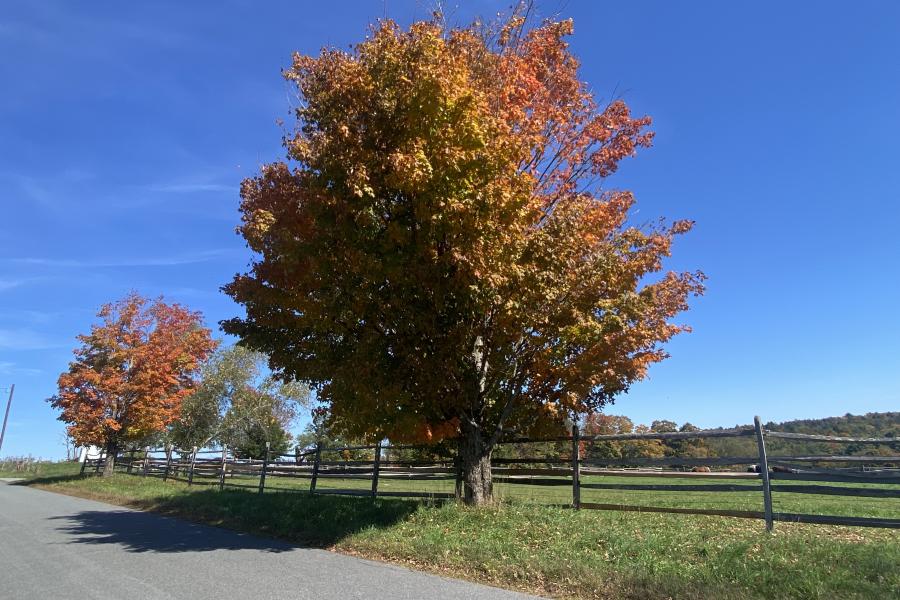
[102,440,118,477]
[459,421,493,505]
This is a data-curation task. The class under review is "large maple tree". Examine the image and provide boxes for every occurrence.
[224,13,705,503]
[50,293,216,475]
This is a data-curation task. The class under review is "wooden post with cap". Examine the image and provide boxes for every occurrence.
[258,442,270,494]
[571,422,581,509]
[754,416,774,531]
[218,445,228,491]
[188,446,197,486]
[371,441,382,498]
[310,442,322,493]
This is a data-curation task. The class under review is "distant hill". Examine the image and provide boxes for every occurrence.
[571,412,899,461]
[708,412,899,458]
[763,411,899,439]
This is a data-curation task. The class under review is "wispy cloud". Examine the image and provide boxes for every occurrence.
[0,279,28,292]
[0,328,68,351]
[142,182,235,194]
[0,309,62,324]
[1,169,99,217]
[3,166,239,221]
[0,361,42,376]
[4,249,237,269]
[3,3,200,56]
[0,172,57,210]
[165,286,226,299]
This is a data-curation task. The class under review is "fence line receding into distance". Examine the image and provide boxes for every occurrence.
[80,415,900,531]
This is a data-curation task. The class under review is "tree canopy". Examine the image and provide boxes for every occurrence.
[171,345,310,457]
[49,292,216,475]
[223,11,704,503]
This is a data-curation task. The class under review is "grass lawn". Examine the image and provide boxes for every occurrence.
[0,459,83,480]
[277,470,900,519]
[15,463,900,599]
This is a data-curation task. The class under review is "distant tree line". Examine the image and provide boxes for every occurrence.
[709,412,899,459]
[292,411,898,464]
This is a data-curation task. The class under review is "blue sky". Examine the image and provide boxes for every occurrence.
[2,1,898,459]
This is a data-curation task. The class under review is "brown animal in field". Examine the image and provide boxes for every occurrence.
[772,465,798,473]
[746,464,798,474]
[691,466,711,473]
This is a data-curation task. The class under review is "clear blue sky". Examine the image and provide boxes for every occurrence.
[2,1,898,459]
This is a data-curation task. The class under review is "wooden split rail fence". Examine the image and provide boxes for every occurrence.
[81,415,900,531]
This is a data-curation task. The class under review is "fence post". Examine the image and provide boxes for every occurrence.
[142,446,150,476]
[94,451,103,474]
[79,452,87,476]
[371,441,382,498]
[188,446,197,486]
[295,445,301,465]
[163,445,173,482]
[572,422,581,509]
[310,442,322,493]
[218,445,228,491]
[258,442,270,494]
[754,416,774,531]
[127,448,136,474]
[454,453,463,501]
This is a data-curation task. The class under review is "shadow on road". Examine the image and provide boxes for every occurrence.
[17,474,84,486]
[44,485,423,551]
[50,509,295,553]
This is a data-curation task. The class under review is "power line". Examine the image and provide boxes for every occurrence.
[0,384,15,456]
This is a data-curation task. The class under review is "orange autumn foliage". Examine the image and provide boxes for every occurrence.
[50,293,217,454]
[223,11,704,502]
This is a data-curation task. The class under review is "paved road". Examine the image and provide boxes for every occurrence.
[0,482,540,600]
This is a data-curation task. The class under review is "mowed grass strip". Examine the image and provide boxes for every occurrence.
[17,464,900,599]
[150,460,900,519]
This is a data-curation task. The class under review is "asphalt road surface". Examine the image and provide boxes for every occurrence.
[0,482,541,600]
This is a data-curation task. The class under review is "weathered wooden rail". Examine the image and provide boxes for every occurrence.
[80,415,900,531]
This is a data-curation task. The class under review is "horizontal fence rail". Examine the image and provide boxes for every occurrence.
[77,415,900,531]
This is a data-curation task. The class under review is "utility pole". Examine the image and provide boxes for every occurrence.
[0,384,15,456]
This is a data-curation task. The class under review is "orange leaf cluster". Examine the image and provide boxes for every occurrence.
[49,293,217,450]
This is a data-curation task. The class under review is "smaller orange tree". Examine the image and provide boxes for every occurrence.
[49,293,216,475]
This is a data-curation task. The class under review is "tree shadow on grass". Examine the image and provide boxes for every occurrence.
[47,487,423,552]
[17,473,87,486]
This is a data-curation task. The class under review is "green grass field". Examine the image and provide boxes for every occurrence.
[178,463,900,520]
[12,461,900,599]
[0,459,82,480]
[326,477,898,519]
